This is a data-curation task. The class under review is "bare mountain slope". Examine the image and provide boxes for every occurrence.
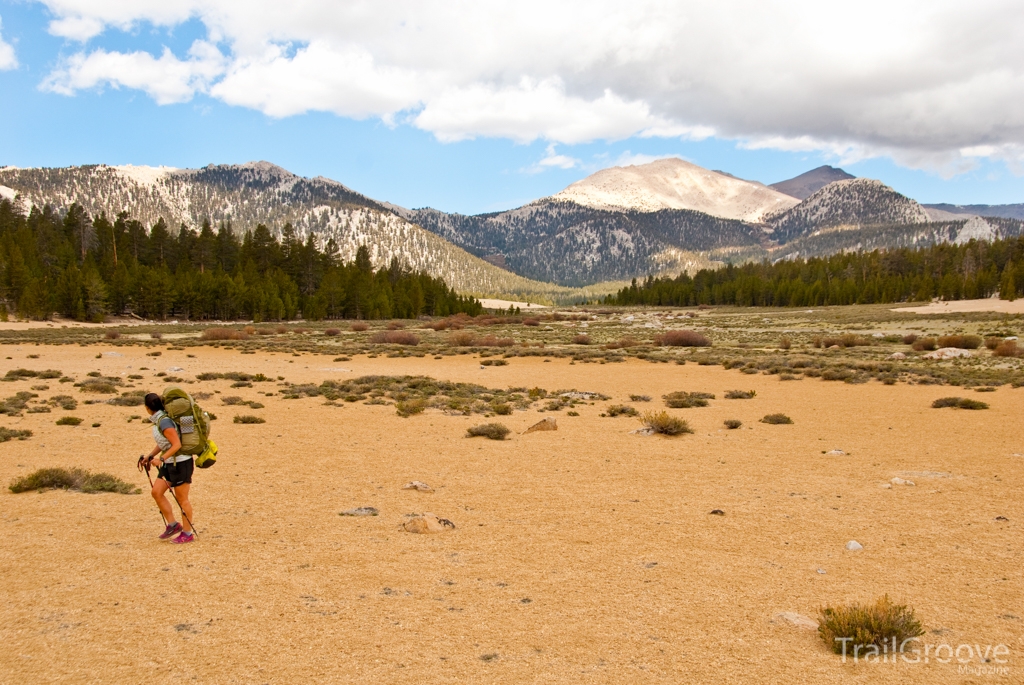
[0,163,560,297]
[769,165,855,200]
[548,158,798,221]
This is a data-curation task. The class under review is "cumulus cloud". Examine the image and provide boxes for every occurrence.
[33,0,1024,172]
[0,17,17,70]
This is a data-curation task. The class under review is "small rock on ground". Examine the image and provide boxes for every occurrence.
[340,507,378,517]
[403,512,455,534]
[524,417,557,434]
[709,509,725,516]
[891,477,916,486]
[402,481,433,492]
[774,612,818,630]
[846,540,864,551]
[825,449,846,456]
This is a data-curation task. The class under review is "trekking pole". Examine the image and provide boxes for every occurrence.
[138,455,167,527]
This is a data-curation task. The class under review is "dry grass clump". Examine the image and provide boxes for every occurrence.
[150,331,163,340]
[201,328,249,341]
[369,330,420,345]
[760,413,793,424]
[724,389,756,399]
[902,333,918,345]
[48,395,77,410]
[604,336,640,350]
[491,402,512,415]
[629,394,651,402]
[449,331,476,347]
[108,391,146,406]
[815,333,871,348]
[911,337,937,351]
[0,427,32,442]
[571,334,592,345]
[78,378,120,394]
[654,330,711,347]
[466,423,510,440]
[4,368,62,381]
[104,330,121,340]
[395,399,427,417]
[475,334,514,347]
[993,340,1022,357]
[723,419,742,429]
[324,328,341,336]
[931,396,988,410]
[350,321,369,332]
[937,334,982,349]
[779,336,792,350]
[818,596,924,656]
[56,416,84,425]
[605,404,638,417]
[663,391,714,408]
[233,415,266,424]
[640,410,693,435]
[9,467,140,494]
[984,336,1002,350]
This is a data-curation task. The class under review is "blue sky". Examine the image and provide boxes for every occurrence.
[1,1,1022,215]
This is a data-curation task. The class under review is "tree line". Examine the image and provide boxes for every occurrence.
[0,200,482,321]
[608,237,1024,307]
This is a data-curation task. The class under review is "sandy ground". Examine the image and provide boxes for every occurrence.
[893,298,1024,315]
[478,299,548,311]
[0,345,1021,684]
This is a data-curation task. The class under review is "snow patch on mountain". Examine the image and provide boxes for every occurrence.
[112,165,177,188]
[549,157,798,222]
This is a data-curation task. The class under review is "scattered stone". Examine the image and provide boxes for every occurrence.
[774,611,818,630]
[825,449,846,456]
[895,470,951,479]
[872,333,885,338]
[523,417,557,434]
[816,568,827,574]
[402,481,433,492]
[559,391,605,401]
[846,540,864,551]
[340,507,379,517]
[827,344,841,350]
[889,352,906,360]
[630,427,655,436]
[923,347,972,359]
[995,516,1009,522]
[709,509,725,516]
[167,366,184,372]
[891,477,916,486]
[403,513,455,534]
[103,352,123,357]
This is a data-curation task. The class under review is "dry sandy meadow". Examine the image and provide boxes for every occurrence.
[1,335,1021,683]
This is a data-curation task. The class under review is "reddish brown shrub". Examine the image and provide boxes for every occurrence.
[369,330,420,345]
[425,320,449,331]
[604,336,640,350]
[243,325,256,335]
[387,321,405,330]
[912,337,937,352]
[779,336,791,350]
[937,334,982,350]
[993,340,1022,357]
[150,332,163,340]
[275,325,288,334]
[902,333,919,345]
[475,334,514,347]
[654,330,711,347]
[104,330,121,340]
[523,318,540,326]
[201,328,248,341]
[324,328,341,336]
[449,331,476,347]
[350,322,369,332]
[571,334,592,345]
[984,337,1002,350]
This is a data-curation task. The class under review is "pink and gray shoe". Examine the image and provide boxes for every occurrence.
[159,522,182,539]
[171,531,195,544]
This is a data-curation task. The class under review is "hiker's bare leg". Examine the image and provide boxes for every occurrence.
[151,478,176,524]
[173,483,193,533]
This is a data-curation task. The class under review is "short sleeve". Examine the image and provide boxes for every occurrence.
[159,417,177,433]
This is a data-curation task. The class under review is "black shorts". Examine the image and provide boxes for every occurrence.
[158,458,194,487]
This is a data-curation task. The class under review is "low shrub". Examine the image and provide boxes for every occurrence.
[724,419,742,429]
[911,337,937,352]
[103,331,121,340]
[0,427,32,442]
[571,334,592,345]
[479,359,508,366]
[351,322,369,332]
[201,328,249,341]
[221,396,245,405]
[984,336,1002,350]
[467,423,510,440]
[475,334,514,347]
[109,391,145,406]
[663,391,714,408]
[760,413,793,424]
[931,397,988,410]
[654,330,711,347]
[604,336,640,350]
[79,379,119,393]
[818,595,924,656]
[9,467,140,494]
[937,334,982,350]
[56,416,84,426]
[640,410,693,435]
[606,404,638,417]
[993,340,1022,357]
[150,332,163,340]
[523,318,540,326]
[49,395,77,410]
[779,336,792,350]
[629,394,652,402]
[233,415,266,424]
[902,333,918,345]
[324,328,341,336]
[724,390,756,399]
[369,330,420,345]
[395,399,427,417]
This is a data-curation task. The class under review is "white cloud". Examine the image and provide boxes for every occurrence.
[33,0,1024,173]
[523,144,581,173]
[0,17,17,70]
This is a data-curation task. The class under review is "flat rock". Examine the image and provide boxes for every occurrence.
[846,540,864,551]
[524,417,557,434]
[340,507,378,517]
[167,366,184,372]
[402,481,433,492]
[403,512,455,534]
[923,347,972,359]
[774,611,818,630]
[889,352,906,360]
[825,449,846,456]
[103,352,123,357]
[709,509,725,516]
[559,391,603,400]
[895,470,951,479]
[630,427,655,436]
[891,477,915,486]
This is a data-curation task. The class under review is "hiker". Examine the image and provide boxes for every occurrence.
[141,392,195,544]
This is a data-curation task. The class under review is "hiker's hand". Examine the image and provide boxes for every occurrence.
[137,455,147,472]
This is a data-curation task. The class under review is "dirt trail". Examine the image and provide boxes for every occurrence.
[0,345,1021,683]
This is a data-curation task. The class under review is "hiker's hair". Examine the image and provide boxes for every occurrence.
[144,393,165,412]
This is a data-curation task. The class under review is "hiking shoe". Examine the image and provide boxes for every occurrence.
[171,531,195,545]
[159,522,182,539]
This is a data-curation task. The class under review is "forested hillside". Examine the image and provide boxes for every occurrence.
[610,236,1024,307]
[0,199,481,321]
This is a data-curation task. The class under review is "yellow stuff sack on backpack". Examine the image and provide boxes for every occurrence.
[195,439,218,469]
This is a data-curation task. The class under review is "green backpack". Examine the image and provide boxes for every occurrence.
[161,386,216,467]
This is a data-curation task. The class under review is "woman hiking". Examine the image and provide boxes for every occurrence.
[140,393,196,544]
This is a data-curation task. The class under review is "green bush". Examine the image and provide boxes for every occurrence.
[640,411,693,436]
[663,391,714,408]
[724,390,756,399]
[606,404,639,417]
[0,427,32,442]
[395,399,427,417]
[9,467,140,494]
[467,423,510,440]
[760,413,793,424]
[818,596,924,656]
[56,416,84,426]
[931,397,988,410]
[233,415,266,424]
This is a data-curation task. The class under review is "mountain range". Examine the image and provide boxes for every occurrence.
[1,159,1021,297]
